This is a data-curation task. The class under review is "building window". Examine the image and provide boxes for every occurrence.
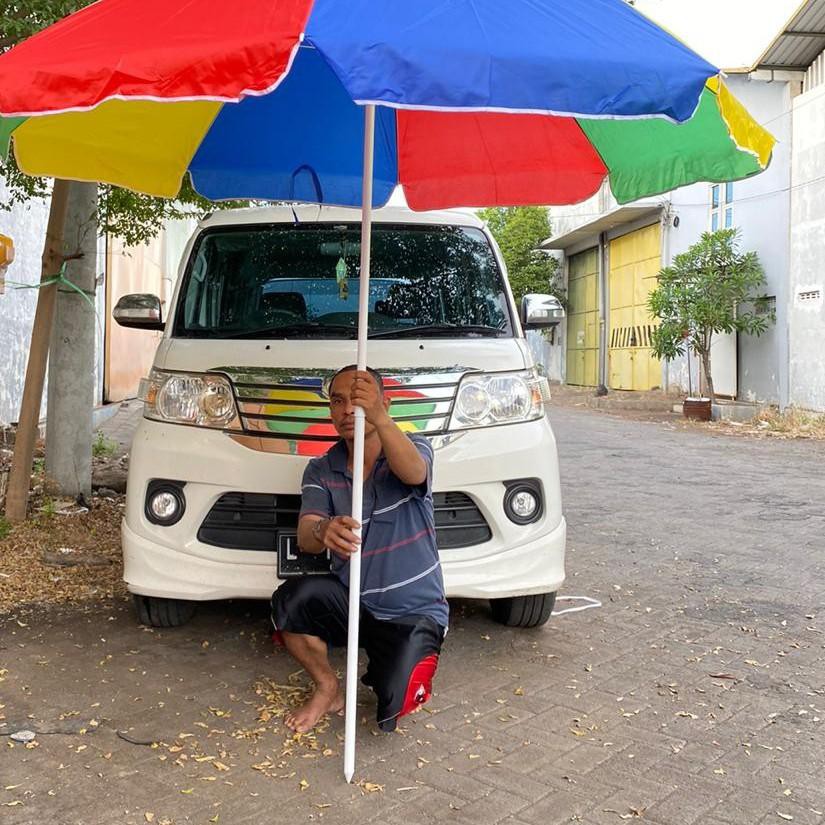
[710,183,733,231]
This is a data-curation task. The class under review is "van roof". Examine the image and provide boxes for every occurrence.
[198,204,484,230]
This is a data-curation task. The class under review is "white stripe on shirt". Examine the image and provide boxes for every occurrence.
[373,493,414,516]
[361,560,441,596]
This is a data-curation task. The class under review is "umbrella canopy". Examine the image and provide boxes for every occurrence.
[0,0,773,208]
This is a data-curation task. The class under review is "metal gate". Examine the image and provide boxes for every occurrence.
[608,223,662,391]
[565,247,599,387]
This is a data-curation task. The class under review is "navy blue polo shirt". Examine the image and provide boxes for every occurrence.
[299,434,449,628]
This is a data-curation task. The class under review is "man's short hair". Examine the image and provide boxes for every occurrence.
[327,364,384,396]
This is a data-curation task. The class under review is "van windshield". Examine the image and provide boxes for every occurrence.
[174,223,513,339]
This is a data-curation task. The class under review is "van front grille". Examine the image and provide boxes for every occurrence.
[212,366,469,456]
[198,491,490,552]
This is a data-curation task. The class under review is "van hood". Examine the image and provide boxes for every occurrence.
[154,338,532,374]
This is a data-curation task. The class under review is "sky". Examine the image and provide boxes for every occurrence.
[631,0,801,68]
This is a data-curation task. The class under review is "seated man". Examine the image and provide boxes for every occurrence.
[271,365,448,733]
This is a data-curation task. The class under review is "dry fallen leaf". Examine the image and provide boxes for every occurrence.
[299,779,309,791]
[777,814,794,821]
[144,814,155,823]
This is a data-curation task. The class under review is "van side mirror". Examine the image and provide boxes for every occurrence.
[113,293,165,330]
[521,293,565,329]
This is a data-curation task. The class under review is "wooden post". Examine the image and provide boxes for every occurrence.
[4,179,71,522]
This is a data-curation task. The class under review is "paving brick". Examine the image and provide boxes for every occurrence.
[640,773,731,825]
[469,764,558,803]
[518,789,595,825]
[456,789,531,823]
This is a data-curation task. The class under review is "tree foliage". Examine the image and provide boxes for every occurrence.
[0,1,81,49]
[476,207,563,306]
[0,0,242,247]
[647,228,773,401]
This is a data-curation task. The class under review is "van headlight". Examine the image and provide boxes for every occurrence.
[139,369,240,429]
[449,370,549,430]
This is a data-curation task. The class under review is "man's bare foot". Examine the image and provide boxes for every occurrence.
[285,680,345,733]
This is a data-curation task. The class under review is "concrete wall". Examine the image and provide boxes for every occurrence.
[660,75,793,405]
[788,81,825,412]
[104,217,197,402]
[526,328,564,383]
[1,178,111,425]
[0,180,50,426]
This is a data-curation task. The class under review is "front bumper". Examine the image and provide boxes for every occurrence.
[123,515,566,601]
[123,417,566,601]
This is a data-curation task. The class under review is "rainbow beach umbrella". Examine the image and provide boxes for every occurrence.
[0,0,774,781]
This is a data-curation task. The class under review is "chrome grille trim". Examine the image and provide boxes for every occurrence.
[213,366,473,451]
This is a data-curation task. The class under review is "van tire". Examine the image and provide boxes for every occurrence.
[490,592,556,628]
[134,594,197,628]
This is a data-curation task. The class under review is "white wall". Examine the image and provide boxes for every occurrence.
[665,74,793,405]
[0,181,107,426]
[788,81,825,412]
[0,180,51,426]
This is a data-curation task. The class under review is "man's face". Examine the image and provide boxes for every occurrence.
[328,369,387,439]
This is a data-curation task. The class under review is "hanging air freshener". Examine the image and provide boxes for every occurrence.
[336,256,349,300]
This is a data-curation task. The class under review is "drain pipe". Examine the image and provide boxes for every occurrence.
[596,231,608,396]
[660,206,671,394]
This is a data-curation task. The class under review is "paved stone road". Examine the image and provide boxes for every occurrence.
[2,406,824,825]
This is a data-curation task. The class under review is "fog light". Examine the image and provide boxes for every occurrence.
[145,480,186,526]
[511,490,538,519]
[150,491,179,520]
[503,480,543,525]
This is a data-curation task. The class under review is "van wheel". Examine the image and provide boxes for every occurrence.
[490,592,556,628]
[134,594,197,628]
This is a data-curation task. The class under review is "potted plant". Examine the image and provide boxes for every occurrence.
[647,228,773,420]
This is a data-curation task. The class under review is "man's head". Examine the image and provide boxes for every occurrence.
[328,365,389,440]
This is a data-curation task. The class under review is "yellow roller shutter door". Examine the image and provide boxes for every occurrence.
[608,224,662,391]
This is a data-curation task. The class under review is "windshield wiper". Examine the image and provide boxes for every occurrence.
[369,324,507,339]
[216,322,358,340]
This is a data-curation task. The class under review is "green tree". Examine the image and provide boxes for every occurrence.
[647,228,773,403]
[476,207,563,306]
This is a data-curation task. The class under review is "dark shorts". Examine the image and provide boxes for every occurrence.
[271,576,444,731]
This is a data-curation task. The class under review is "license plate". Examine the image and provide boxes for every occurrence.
[276,531,332,578]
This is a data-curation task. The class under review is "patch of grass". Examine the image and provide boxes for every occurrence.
[32,457,45,475]
[39,495,57,518]
[750,406,825,439]
[0,515,11,540]
[92,431,117,458]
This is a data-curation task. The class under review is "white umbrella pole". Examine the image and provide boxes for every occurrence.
[344,103,376,784]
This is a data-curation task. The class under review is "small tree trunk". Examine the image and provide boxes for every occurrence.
[4,179,71,522]
[45,182,98,498]
[699,347,715,404]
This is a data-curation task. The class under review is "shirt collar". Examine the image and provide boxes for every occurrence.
[326,439,349,474]
[325,438,387,476]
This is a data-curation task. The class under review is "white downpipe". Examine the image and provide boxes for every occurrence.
[344,103,376,784]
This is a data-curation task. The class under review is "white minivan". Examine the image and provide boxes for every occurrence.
[114,206,566,630]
